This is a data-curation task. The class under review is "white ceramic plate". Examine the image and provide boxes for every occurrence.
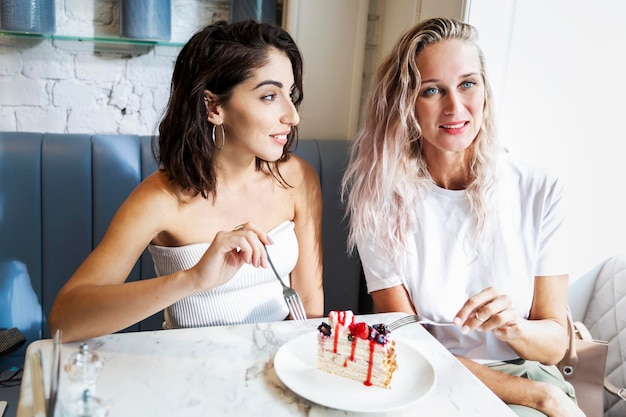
[274,331,436,413]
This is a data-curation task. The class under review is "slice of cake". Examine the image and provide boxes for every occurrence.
[316,310,398,388]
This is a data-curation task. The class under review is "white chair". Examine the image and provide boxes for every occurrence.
[568,255,626,417]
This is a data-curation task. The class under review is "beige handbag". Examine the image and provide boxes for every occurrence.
[558,311,625,417]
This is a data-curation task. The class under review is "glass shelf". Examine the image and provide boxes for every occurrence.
[0,31,185,47]
[0,0,283,49]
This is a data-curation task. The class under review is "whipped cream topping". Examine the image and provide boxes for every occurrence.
[327,310,355,334]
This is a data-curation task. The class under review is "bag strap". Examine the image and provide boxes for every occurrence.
[604,379,626,402]
[564,311,578,367]
[571,316,626,403]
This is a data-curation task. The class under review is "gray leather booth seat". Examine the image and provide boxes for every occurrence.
[0,132,371,370]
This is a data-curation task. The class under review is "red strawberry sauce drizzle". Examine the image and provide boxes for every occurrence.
[344,335,376,386]
[333,311,354,353]
[365,340,376,386]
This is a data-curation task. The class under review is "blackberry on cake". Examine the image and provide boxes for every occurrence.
[316,310,398,388]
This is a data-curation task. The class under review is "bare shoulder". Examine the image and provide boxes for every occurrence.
[119,170,195,225]
[278,154,322,222]
[133,170,196,204]
[279,154,320,189]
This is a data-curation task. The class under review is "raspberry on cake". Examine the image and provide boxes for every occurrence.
[316,310,398,388]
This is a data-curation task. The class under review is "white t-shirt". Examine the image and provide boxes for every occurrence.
[358,156,569,363]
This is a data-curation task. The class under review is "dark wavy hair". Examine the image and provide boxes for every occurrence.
[156,20,304,198]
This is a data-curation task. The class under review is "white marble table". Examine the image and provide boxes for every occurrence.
[17,312,516,417]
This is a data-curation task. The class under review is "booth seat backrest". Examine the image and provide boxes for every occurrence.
[0,132,369,366]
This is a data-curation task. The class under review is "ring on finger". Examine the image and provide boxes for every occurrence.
[475,312,485,323]
[233,224,244,231]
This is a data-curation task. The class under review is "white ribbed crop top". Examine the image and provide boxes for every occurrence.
[148,220,298,329]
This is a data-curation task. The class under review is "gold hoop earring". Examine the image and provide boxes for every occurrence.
[211,124,225,150]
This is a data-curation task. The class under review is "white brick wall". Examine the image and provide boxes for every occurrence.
[0,0,229,134]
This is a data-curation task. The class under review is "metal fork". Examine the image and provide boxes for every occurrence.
[388,313,456,331]
[265,246,307,325]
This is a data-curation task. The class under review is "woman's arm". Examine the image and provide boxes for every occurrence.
[509,274,569,364]
[288,155,324,318]
[458,356,584,417]
[49,178,186,341]
[371,276,569,364]
[453,275,579,416]
[371,285,416,315]
[49,175,271,342]
[454,275,569,365]
[372,281,580,416]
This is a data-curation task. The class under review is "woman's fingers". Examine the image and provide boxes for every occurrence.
[455,286,496,322]
[228,222,270,268]
[232,222,272,245]
[455,287,514,333]
[190,223,273,293]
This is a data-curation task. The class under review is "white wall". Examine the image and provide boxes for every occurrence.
[376,0,469,85]
[468,0,626,279]
[284,0,368,140]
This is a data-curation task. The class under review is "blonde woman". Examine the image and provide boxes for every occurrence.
[343,17,580,417]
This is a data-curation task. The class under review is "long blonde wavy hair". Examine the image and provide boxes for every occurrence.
[342,17,501,267]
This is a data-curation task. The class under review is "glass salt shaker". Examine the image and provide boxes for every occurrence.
[62,389,108,417]
[65,343,103,398]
